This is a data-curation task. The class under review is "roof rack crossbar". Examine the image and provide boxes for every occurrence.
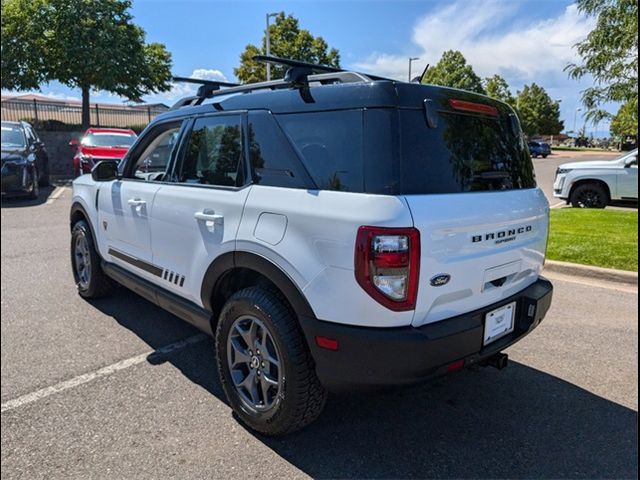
[172,76,239,88]
[251,55,344,74]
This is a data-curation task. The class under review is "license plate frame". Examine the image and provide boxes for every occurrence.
[483,301,516,345]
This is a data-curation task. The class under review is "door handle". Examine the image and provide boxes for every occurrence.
[194,210,224,223]
[127,198,146,207]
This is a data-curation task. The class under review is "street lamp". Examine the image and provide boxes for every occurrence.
[265,12,279,81]
[408,57,419,82]
[573,107,582,134]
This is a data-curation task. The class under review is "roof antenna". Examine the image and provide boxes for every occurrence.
[417,64,430,84]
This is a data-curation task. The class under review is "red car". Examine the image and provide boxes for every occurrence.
[71,128,137,177]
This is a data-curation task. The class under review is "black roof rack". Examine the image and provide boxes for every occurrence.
[171,76,240,109]
[169,57,394,110]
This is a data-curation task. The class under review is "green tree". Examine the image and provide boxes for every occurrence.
[1,0,173,129]
[484,74,515,106]
[610,99,639,138]
[515,83,564,136]
[234,13,340,83]
[422,50,485,94]
[565,0,638,109]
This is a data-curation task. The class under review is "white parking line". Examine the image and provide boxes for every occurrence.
[550,201,566,209]
[1,333,208,413]
[45,186,68,205]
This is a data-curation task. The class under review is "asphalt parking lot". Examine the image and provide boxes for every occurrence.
[1,161,638,479]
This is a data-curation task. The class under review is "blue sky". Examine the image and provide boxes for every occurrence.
[3,0,615,136]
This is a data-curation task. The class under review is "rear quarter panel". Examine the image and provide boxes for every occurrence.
[236,186,415,327]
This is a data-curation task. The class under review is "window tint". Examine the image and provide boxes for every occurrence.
[130,125,181,181]
[400,109,535,194]
[248,111,313,189]
[276,110,363,192]
[177,115,244,187]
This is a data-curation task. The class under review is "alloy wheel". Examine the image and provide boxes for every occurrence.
[226,315,283,412]
[74,233,92,289]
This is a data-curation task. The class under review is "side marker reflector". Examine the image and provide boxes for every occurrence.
[315,336,339,351]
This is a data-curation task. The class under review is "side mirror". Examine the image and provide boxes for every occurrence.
[91,160,119,182]
[69,138,79,147]
[625,156,638,168]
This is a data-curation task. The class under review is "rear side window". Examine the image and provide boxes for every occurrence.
[248,111,314,189]
[400,108,535,194]
[276,110,363,192]
[176,115,244,187]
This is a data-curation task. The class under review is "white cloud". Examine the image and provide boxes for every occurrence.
[352,1,607,133]
[161,68,229,102]
[354,2,594,82]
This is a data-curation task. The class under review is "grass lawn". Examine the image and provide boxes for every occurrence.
[547,208,638,271]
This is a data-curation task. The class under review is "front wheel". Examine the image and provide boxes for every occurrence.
[570,183,609,208]
[71,220,115,298]
[28,167,39,199]
[215,287,327,436]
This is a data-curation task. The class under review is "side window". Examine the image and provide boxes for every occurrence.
[248,111,313,189]
[276,110,364,192]
[175,115,244,187]
[128,123,182,181]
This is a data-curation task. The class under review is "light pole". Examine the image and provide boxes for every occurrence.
[573,107,582,134]
[408,57,419,82]
[265,12,279,81]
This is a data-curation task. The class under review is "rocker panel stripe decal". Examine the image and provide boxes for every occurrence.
[108,248,164,278]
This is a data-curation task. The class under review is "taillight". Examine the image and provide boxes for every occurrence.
[354,226,420,311]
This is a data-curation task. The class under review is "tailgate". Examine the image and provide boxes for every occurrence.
[404,189,549,327]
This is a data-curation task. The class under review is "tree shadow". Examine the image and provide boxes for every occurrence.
[89,289,638,479]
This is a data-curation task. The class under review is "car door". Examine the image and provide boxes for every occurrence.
[149,113,251,305]
[618,152,638,199]
[97,119,186,283]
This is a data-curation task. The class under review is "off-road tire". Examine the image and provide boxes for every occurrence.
[216,286,327,436]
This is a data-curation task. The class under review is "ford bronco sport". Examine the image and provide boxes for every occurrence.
[70,56,553,436]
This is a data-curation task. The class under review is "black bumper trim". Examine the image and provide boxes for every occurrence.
[299,277,553,391]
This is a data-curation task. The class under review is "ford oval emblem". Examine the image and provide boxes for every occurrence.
[430,274,451,287]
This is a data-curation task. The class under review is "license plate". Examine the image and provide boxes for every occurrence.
[483,302,516,345]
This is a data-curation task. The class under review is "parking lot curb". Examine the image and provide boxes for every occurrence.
[544,260,638,286]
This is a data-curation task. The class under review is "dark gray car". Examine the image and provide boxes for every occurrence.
[1,121,50,198]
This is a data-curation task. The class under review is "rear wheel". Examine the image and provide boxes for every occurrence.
[215,286,327,436]
[71,220,115,298]
[570,182,609,208]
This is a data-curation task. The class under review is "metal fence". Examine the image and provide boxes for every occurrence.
[1,99,167,128]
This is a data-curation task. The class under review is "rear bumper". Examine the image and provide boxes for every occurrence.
[299,277,553,391]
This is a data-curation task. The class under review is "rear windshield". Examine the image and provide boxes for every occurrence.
[400,109,535,194]
[82,132,136,148]
[275,102,534,195]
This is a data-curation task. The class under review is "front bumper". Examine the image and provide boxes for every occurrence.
[1,163,30,195]
[299,277,553,391]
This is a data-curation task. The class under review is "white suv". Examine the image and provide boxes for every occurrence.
[70,57,553,435]
[553,149,638,208]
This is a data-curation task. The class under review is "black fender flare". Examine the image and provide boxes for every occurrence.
[200,251,316,319]
[70,201,100,245]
